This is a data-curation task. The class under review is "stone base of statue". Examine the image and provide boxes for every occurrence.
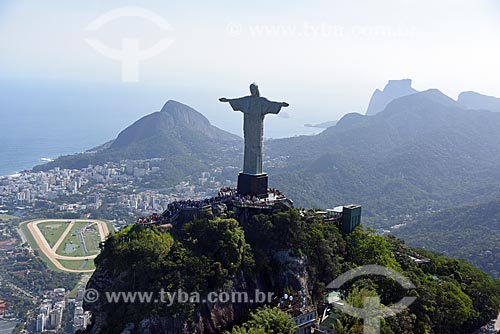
[237,173,268,196]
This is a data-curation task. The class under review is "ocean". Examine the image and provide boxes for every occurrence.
[0,131,109,177]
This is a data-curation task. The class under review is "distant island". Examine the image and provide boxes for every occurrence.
[304,120,337,128]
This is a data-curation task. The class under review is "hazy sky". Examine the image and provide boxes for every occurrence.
[1,0,500,135]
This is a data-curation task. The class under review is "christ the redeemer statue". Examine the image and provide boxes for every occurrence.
[220,83,289,195]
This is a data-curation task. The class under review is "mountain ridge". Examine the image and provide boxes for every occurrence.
[394,198,500,278]
[267,88,500,219]
[111,99,240,151]
[33,99,242,186]
[458,91,500,112]
[365,79,418,115]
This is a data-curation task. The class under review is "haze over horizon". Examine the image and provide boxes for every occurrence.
[2,0,500,129]
[1,0,500,175]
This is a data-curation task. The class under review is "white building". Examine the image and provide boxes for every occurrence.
[50,307,63,329]
[36,313,45,332]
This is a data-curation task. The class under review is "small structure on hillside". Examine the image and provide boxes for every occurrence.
[274,291,317,334]
[338,205,362,234]
[305,205,362,234]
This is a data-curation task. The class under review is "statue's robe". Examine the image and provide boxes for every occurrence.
[226,96,284,175]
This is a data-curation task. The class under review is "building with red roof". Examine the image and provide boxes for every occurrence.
[0,300,6,316]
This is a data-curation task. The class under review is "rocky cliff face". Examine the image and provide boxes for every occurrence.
[84,250,311,334]
[366,79,418,115]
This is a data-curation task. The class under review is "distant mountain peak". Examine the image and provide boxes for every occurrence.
[159,99,210,126]
[385,79,413,91]
[404,89,460,108]
[160,99,198,116]
[366,79,418,115]
[161,99,190,112]
[457,91,500,112]
[110,100,240,151]
[379,89,463,120]
[335,112,366,130]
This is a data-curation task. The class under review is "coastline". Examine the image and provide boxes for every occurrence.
[0,169,28,179]
[0,158,51,178]
[0,173,23,180]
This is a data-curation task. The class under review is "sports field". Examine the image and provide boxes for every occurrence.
[37,221,69,248]
[21,219,110,273]
[55,222,102,257]
[58,259,96,271]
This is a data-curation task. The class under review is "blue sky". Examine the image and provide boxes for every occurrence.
[1,0,500,132]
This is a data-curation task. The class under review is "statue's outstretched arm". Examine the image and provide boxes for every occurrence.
[264,100,289,115]
[219,96,248,112]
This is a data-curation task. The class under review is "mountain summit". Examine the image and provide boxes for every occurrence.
[267,87,500,221]
[366,79,418,115]
[457,91,500,112]
[382,89,463,117]
[111,100,240,151]
[35,100,241,185]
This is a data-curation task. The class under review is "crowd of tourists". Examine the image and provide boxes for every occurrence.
[137,187,286,225]
[163,198,215,218]
[136,213,161,225]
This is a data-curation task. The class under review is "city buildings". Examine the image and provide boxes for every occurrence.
[34,289,66,332]
[73,288,91,332]
[0,159,237,221]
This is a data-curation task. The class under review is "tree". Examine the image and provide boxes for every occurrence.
[433,281,473,333]
[183,218,252,274]
[227,326,267,334]
[98,224,174,272]
[226,306,297,334]
[346,227,401,271]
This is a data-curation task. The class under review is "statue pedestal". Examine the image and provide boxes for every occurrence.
[237,173,268,196]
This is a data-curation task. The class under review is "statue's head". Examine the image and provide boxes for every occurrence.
[250,83,260,97]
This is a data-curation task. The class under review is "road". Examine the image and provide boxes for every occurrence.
[16,227,27,245]
[24,219,110,273]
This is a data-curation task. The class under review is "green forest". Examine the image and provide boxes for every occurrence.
[91,208,500,334]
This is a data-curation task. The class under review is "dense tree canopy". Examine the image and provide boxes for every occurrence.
[92,209,500,334]
[226,306,297,334]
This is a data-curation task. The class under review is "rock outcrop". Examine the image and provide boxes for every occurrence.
[84,251,311,334]
[366,79,418,115]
